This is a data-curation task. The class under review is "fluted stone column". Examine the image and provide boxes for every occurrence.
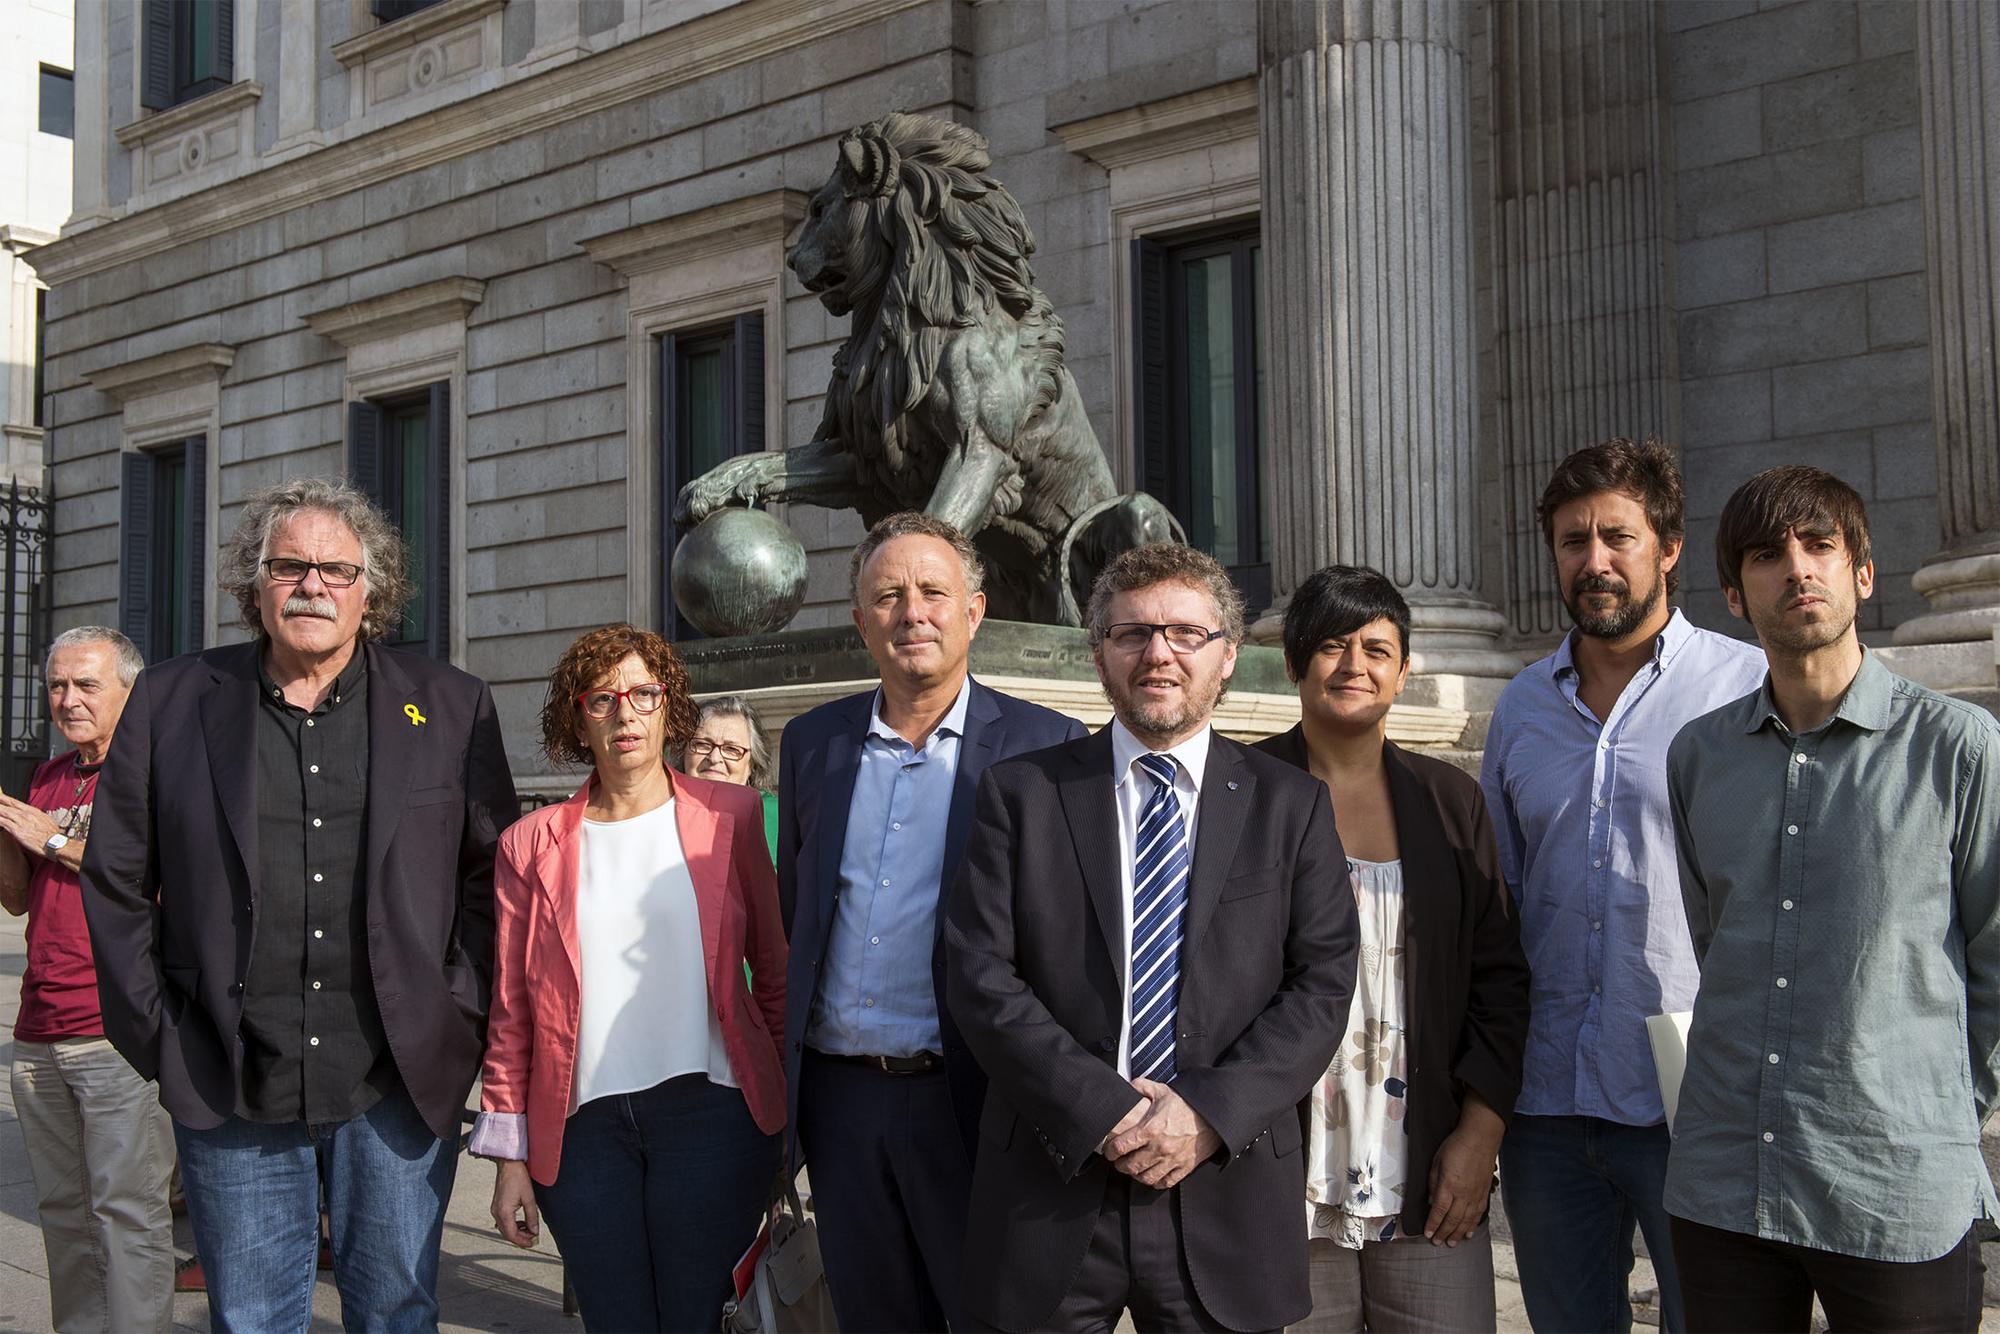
[1489,0,1676,640]
[1896,0,2000,646]
[1256,0,1519,694]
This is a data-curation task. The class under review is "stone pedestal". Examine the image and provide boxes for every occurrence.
[1254,0,1517,696]
[675,620,1471,753]
[1896,1,2000,647]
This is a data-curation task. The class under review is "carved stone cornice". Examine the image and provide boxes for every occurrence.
[331,0,507,68]
[0,225,57,256]
[1052,79,1259,171]
[28,0,928,286]
[581,190,809,277]
[113,82,264,149]
[84,344,235,402]
[303,278,486,346]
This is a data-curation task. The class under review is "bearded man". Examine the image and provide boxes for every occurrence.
[82,478,518,1331]
[1478,439,1765,1333]
[945,543,1355,1332]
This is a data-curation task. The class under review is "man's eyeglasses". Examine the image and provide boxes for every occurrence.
[577,683,669,719]
[1097,622,1228,654]
[262,558,363,587]
[686,738,750,763]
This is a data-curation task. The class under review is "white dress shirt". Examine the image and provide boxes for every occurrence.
[1108,718,1212,1077]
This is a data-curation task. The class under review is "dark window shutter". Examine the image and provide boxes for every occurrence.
[658,332,680,634]
[183,434,206,649]
[348,400,384,501]
[140,0,175,110]
[425,382,450,659]
[1132,236,1173,502]
[212,0,235,85]
[372,0,436,20]
[119,453,154,651]
[733,312,764,456]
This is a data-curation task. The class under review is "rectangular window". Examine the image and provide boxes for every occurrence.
[349,386,449,659]
[119,439,207,663]
[659,312,764,639]
[1133,224,1268,610]
[372,0,446,21]
[141,0,235,111]
[38,67,74,139]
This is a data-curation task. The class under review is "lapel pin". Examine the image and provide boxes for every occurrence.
[1227,780,1239,791]
[404,704,428,727]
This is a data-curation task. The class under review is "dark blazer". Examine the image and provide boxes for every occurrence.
[1255,727,1531,1234]
[777,676,1085,1156]
[944,728,1358,1333]
[81,640,519,1141]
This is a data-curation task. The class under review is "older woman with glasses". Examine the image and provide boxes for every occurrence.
[674,695,779,861]
[470,624,786,1333]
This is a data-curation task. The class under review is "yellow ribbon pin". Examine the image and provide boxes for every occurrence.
[404,704,427,727]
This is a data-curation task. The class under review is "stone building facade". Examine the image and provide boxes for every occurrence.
[28,0,2000,788]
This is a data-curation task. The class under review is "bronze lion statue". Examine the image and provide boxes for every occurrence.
[674,111,1178,624]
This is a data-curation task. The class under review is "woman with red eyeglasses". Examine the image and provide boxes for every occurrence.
[468,624,786,1332]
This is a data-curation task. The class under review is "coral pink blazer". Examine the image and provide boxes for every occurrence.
[476,771,787,1186]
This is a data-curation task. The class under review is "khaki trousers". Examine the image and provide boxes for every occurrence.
[1291,1225,1497,1333]
[11,1037,175,1334]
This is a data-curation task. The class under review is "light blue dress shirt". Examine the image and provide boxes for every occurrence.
[1480,609,1767,1124]
[806,680,971,1058]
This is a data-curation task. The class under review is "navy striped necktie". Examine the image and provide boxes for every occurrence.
[1130,752,1191,1083]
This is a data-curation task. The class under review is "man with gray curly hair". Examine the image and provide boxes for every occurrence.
[82,477,519,1331]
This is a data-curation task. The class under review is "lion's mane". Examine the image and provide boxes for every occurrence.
[826,113,1067,503]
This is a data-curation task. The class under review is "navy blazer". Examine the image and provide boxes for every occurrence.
[777,675,1085,1156]
[81,640,519,1141]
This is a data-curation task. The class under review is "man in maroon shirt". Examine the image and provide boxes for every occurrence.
[3,626,172,1333]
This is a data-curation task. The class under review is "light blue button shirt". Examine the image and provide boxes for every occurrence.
[1480,609,1767,1124]
[806,680,971,1058]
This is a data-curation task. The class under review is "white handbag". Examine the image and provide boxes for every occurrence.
[722,1182,837,1333]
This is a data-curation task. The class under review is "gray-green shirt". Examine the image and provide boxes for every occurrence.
[1665,651,2000,1261]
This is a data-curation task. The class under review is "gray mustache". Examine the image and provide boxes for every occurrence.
[282,594,338,621]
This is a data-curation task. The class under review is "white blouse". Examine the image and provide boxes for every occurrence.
[1305,856,1410,1248]
[571,799,737,1110]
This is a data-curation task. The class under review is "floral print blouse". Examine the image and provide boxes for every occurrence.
[1306,856,1409,1248]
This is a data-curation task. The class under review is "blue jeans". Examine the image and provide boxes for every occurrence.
[173,1083,456,1333]
[1500,1113,1684,1333]
[533,1074,780,1333]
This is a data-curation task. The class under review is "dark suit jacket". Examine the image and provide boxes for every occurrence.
[81,640,519,1141]
[1254,727,1531,1234]
[777,676,1085,1157]
[944,728,1358,1332]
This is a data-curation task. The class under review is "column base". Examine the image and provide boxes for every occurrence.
[1893,552,2000,645]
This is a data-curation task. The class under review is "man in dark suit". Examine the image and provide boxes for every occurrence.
[82,478,518,1332]
[779,511,1085,1332]
[946,543,1357,1333]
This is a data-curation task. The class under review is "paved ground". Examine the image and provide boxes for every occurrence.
[0,904,1979,1332]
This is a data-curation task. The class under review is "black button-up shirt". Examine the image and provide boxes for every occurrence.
[239,648,395,1124]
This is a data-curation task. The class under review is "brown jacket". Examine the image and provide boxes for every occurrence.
[1253,726,1531,1234]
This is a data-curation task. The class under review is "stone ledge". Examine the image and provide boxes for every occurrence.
[83,343,236,403]
[304,277,487,348]
[1053,78,1258,170]
[330,0,507,68]
[581,190,809,276]
[112,81,263,150]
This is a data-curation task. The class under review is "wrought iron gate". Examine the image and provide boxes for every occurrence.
[0,480,52,797]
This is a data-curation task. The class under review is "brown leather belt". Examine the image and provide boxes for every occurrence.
[816,1050,943,1075]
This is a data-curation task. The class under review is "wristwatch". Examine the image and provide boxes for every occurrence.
[43,832,68,857]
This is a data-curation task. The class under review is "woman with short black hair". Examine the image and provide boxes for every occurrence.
[1258,566,1531,1332]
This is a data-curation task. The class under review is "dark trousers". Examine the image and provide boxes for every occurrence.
[796,1048,972,1332]
[1670,1216,1985,1333]
[533,1074,779,1334]
[976,1173,1251,1334]
[1500,1112,1684,1332]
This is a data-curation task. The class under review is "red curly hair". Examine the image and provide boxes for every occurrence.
[540,623,700,768]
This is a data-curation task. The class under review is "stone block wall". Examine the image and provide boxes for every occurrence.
[1666,0,1931,635]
